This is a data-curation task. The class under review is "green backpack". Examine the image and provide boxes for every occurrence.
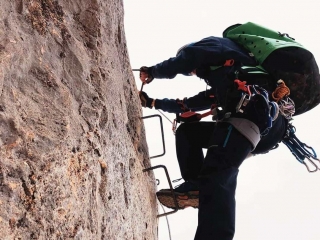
[223,22,320,116]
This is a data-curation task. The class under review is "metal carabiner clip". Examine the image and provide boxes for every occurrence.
[303,157,319,173]
[236,93,250,113]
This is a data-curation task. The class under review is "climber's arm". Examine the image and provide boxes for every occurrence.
[139,89,216,114]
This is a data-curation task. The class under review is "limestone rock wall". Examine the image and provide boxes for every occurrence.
[0,0,158,239]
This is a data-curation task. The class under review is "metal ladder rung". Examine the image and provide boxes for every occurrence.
[143,165,179,217]
[141,114,179,217]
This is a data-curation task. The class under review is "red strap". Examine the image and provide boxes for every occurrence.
[224,59,234,66]
[199,110,212,119]
[174,104,218,130]
[234,79,248,93]
[199,103,217,119]
[180,112,199,118]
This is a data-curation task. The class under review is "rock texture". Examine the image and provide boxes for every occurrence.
[0,0,158,239]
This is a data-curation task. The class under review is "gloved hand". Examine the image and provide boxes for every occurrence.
[139,91,154,108]
[140,66,154,84]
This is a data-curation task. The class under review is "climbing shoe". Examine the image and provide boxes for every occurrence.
[156,181,199,210]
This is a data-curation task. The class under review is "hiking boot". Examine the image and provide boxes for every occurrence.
[156,181,199,210]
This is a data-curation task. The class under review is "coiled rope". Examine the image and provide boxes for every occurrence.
[272,79,290,102]
[271,80,295,119]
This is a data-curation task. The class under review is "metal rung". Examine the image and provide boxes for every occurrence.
[141,114,166,159]
[143,165,179,217]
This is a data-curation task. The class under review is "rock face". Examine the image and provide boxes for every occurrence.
[0,0,158,239]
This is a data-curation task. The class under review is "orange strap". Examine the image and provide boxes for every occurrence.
[272,80,290,102]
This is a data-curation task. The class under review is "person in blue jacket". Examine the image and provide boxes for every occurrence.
[139,36,288,240]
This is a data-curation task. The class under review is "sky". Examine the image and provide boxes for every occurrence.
[123,1,320,240]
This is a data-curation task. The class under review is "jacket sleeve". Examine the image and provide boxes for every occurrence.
[154,89,216,113]
[148,37,226,79]
[148,50,197,79]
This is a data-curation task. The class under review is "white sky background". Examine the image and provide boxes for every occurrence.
[123,1,320,240]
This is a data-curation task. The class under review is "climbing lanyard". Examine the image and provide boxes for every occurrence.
[282,123,320,172]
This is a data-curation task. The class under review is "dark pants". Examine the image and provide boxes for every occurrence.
[175,121,252,240]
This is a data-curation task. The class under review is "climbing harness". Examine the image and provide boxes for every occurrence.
[282,123,320,172]
[173,80,276,136]
[171,77,319,172]
[233,80,276,135]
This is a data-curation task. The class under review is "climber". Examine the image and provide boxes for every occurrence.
[139,88,287,240]
[138,23,320,240]
[139,43,284,240]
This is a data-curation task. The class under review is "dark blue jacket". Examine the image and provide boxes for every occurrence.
[149,37,257,113]
[149,37,256,79]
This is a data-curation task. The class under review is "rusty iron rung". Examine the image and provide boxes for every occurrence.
[143,165,179,217]
[141,114,166,159]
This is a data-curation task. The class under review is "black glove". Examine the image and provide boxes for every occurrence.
[140,66,154,83]
[139,91,154,108]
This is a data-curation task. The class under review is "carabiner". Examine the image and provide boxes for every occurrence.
[303,157,319,173]
[236,93,250,113]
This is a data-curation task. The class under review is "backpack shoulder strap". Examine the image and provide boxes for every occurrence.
[238,65,268,75]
